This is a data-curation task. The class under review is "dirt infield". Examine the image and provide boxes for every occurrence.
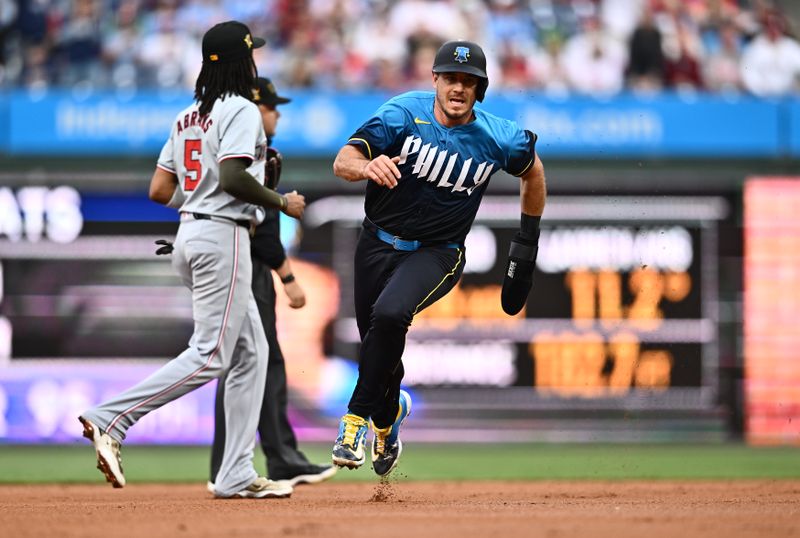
[1,481,798,538]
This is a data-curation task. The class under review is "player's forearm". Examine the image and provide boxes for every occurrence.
[220,158,287,210]
[333,144,370,182]
[149,167,179,205]
[520,155,546,216]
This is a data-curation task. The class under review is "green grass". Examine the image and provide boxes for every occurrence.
[0,443,798,484]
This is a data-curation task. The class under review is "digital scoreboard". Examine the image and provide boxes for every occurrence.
[529,225,702,396]
[316,195,727,411]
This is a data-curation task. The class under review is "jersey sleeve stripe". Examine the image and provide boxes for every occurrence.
[348,138,372,160]
[218,153,255,163]
[156,163,176,174]
[512,157,535,177]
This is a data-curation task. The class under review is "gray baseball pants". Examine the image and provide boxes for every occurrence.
[82,216,268,496]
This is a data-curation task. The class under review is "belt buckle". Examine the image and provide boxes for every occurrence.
[392,236,418,251]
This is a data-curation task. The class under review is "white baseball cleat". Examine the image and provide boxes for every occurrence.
[78,416,126,488]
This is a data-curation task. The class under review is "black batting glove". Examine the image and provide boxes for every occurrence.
[154,239,174,255]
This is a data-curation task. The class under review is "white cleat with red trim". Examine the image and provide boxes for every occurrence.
[79,416,126,488]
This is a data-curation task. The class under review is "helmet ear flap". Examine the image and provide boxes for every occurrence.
[477,78,488,102]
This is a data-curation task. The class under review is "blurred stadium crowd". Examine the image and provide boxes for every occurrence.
[0,0,798,97]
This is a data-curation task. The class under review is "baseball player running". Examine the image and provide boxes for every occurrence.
[208,77,336,489]
[330,40,547,475]
[78,21,305,499]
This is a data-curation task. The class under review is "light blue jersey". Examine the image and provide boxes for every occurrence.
[348,91,536,243]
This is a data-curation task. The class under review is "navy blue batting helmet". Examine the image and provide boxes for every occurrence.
[432,40,489,101]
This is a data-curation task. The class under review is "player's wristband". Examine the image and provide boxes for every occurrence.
[280,195,288,211]
[280,273,295,284]
[519,213,541,244]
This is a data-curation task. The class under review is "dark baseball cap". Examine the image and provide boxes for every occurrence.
[202,21,265,64]
[251,77,291,106]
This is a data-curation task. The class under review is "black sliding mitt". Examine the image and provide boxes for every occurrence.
[501,233,538,315]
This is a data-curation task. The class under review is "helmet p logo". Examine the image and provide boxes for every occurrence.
[454,46,470,63]
[244,34,253,49]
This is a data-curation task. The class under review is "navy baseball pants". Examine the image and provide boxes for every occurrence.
[348,221,465,428]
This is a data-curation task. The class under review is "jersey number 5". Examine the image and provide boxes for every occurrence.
[184,139,202,191]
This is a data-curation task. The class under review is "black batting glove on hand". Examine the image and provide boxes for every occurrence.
[265,147,283,190]
[154,239,174,255]
[501,230,539,316]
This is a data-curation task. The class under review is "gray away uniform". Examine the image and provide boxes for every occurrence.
[81,94,270,496]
